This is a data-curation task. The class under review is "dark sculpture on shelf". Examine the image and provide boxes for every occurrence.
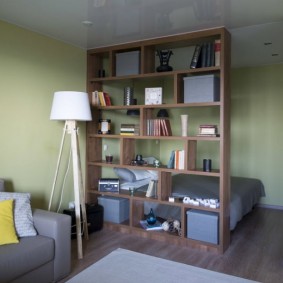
[146,208,157,225]
[156,49,173,72]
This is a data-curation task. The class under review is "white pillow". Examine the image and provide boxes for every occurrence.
[113,168,136,182]
[0,192,37,237]
[114,167,159,182]
[130,169,158,181]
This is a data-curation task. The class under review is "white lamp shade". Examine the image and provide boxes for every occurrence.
[50,91,92,121]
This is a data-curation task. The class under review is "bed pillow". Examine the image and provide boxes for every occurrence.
[113,168,136,182]
[130,169,158,181]
[0,192,37,237]
[0,199,19,245]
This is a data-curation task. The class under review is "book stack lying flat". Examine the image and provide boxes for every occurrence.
[140,220,163,231]
[120,124,140,136]
[198,125,219,137]
[146,119,172,136]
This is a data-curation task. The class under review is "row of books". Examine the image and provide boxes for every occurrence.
[147,119,172,136]
[91,91,112,106]
[120,124,140,136]
[167,149,185,170]
[190,39,220,69]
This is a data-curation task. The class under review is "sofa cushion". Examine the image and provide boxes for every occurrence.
[0,199,19,245]
[0,192,37,237]
[0,235,54,282]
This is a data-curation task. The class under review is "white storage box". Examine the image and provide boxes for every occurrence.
[98,196,129,223]
[186,209,218,244]
[116,50,140,76]
[183,75,220,103]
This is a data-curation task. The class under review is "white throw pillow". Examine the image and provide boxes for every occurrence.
[130,169,158,181]
[114,167,159,182]
[113,168,136,182]
[0,192,37,237]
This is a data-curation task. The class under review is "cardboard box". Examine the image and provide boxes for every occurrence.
[116,50,140,76]
[186,209,218,244]
[98,196,129,223]
[183,75,220,103]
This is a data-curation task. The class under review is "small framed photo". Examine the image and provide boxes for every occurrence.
[145,87,162,105]
[98,119,111,134]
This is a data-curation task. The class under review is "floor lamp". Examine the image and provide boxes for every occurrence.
[48,91,92,259]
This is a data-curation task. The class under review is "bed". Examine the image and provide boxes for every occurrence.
[114,168,265,231]
[170,174,265,230]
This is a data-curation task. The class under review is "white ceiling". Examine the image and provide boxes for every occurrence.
[0,0,283,67]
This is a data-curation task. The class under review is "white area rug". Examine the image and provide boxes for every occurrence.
[66,248,258,283]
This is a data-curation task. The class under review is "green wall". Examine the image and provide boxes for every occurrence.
[231,64,283,207]
[0,20,282,209]
[0,21,87,210]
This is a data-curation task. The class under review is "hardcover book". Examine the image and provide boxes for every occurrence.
[214,39,221,66]
[190,44,202,69]
[140,220,163,231]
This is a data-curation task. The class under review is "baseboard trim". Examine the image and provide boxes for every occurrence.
[257,203,283,210]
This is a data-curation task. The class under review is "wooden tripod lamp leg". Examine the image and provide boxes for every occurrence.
[69,120,88,259]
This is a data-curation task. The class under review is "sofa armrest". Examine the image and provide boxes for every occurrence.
[33,209,71,282]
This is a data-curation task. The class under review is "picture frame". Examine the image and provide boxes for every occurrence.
[98,119,111,134]
[145,87,162,105]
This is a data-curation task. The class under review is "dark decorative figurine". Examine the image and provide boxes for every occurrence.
[156,49,173,72]
[146,208,157,225]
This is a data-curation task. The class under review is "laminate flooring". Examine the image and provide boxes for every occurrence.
[59,207,283,283]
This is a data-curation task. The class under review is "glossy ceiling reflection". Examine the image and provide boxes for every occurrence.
[0,0,282,67]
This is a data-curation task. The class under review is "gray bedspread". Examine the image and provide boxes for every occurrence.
[171,174,265,230]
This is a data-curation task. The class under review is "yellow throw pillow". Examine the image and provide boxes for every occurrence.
[0,199,19,245]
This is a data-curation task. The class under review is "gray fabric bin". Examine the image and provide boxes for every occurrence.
[116,50,140,76]
[186,209,218,244]
[98,196,129,223]
[183,75,220,103]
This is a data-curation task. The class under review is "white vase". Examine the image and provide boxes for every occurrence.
[181,115,188,136]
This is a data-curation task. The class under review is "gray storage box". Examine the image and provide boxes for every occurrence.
[183,75,220,103]
[98,196,129,223]
[116,50,140,76]
[186,209,218,244]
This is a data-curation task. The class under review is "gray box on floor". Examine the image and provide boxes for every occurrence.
[98,196,129,223]
[186,209,219,244]
[183,74,220,103]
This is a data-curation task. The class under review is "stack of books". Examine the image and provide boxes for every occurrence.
[198,125,219,137]
[140,220,163,231]
[167,149,185,170]
[120,124,140,136]
[146,119,172,136]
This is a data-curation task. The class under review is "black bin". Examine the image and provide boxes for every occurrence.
[63,203,103,239]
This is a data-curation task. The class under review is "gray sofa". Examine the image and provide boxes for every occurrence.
[0,180,71,283]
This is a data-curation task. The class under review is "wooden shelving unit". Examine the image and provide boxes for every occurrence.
[86,27,231,253]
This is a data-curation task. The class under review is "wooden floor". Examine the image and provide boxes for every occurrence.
[59,207,283,283]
